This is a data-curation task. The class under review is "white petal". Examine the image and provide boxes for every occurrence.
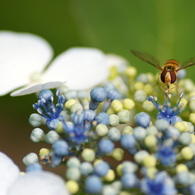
[0,152,20,195]
[0,31,53,96]
[10,81,65,96]
[8,171,70,195]
[42,47,109,90]
[106,54,129,71]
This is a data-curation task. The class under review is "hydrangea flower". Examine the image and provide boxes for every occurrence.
[148,93,184,124]
[33,89,65,129]
[141,172,176,195]
[0,152,69,195]
[0,31,109,96]
[0,152,20,195]
[5,42,195,195]
[156,144,176,166]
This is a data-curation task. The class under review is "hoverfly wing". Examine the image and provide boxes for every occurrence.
[177,57,195,71]
[131,50,162,70]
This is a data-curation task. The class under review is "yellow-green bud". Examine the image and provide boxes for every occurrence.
[190,100,195,112]
[134,82,144,90]
[70,102,83,113]
[146,73,155,83]
[189,113,195,124]
[111,148,124,161]
[111,100,123,113]
[143,84,153,94]
[107,107,114,114]
[134,150,149,164]
[95,124,108,136]
[103,169,115,182]
[122,126,133,135]
[108,66,118,80]
[144,135,157,149]
[134,90,147,102]
[142,155,157,167]
[175,121,192,132]
[122,98,135,110]
[81,149,95,162]
[65,99,76,110]
[191,134,195,143]
[116,164,122,176]
[39,148,50,156]
[118,110,130,124]
[93,159,102,166]
[125,66,137,78]
[142,100,155,112]
[175,164,188,173]
[109,114,120,126]
[66,180,79,194]
[55,121,64,133]
[119,191,132,195]
[180,147,194,160]
[145,167,157,179]
[180,98,188,108]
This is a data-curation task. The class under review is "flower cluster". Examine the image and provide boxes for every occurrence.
[24,82,195,195]
[3,31,195,194]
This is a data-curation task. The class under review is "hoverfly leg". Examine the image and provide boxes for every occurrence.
[160,83,170,95]
[169,83,178,94]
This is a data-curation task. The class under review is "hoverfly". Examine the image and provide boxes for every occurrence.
[131,50,195,94]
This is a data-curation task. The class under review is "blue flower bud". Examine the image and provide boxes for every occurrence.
[133,127,147,141]
[30,128,44,142]
[52,140,69,157]
[94,161,110,177]
[90,87,107,102]
[157,146,176,166]
[177,69,186,79]
[190,184,195,195]
[155,119,169,132]
[77,90,87,99]
[107,89,120,100]
[46,119,59,129]
[179,132,192,145]
[26,163,42,172]
[29,113,43,127]
[45,131,59,144]
[64,90,77,100]
[85,175,103,194]
[89,101,99,110]
[84,110,96,121]
[136,73,148,83]
[71,112,84,125]
[121,173,138,189]
[103,83,115,91]
[98,139,114,154]
[176,172,191,185]
[95,112,110,125]
[67,157,80,168]
[120,134,136,150]
[51,154,62,167]
[167,126,180,139]
[122,161,138,174]
[80,162,93,176]
[108,127,121,142]
[134,112,150,128]
[23,153,39,166]
[38,89,53,101]
[66,167,81,181]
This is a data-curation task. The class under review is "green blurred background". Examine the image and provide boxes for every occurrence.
[1,0,195,170]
